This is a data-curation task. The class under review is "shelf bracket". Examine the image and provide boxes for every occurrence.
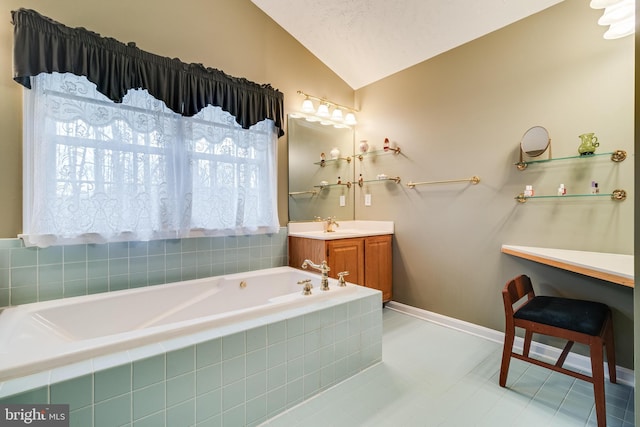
[612,189,627,201]
[611,150,627,162]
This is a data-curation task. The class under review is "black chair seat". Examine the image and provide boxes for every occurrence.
[514,296,609,337]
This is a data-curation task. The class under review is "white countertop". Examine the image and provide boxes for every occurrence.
[501,245,634,288]
[288,220,394,240]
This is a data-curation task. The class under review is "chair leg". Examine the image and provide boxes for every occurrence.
[604,319,617,384]
[555,340,574,368]
[523,330,533,357]
[500,327,515,387]
[590,340,607,427]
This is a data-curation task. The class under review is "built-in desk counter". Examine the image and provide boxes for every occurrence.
[501,245,634,288]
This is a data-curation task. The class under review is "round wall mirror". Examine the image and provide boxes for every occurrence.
[520,126,550,157]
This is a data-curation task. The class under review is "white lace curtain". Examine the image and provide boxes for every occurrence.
[21,73,279,247]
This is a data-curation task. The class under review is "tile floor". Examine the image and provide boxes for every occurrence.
[263,307,635,426]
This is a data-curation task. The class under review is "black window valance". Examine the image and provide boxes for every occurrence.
[11,8,285,137]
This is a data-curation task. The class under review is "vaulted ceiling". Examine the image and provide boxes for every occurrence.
[252,0,564,89]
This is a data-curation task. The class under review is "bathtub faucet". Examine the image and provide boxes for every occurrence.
[301,259,330,291]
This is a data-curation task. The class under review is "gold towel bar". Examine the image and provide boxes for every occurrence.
[407,176,480,189]
[288,190,318,196]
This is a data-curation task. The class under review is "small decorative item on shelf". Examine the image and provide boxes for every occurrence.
[320,180,328,187]
[591,181,600,194]
[577,132,599,155]
[337,176,342,184]
[557,184,567,196]
[523,185,534,197]
[330,147,340,159]
[359,140,369,153]
[377,173,388,180]
[320,152,326,161]
[383,138,390,151]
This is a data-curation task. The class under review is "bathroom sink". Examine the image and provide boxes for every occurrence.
[288,220,393,240]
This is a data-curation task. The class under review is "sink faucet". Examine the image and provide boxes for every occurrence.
[314,216,339,232]
[301,259,331,291]
[325,216,339,232]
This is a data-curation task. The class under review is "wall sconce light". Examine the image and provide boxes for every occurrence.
[296,90,358,128]
[590,0,635,39]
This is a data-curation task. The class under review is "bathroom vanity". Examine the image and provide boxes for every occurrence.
[288,221,394,302]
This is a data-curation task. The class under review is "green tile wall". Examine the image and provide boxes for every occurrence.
[0,228,287,307]
[0,292,383,427]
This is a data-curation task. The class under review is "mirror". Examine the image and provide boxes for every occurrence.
[517,125,551,169]
[288,115,354,221]
[520,125,551,157]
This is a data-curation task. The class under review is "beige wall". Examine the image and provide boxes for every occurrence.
[355,1,635,368]
[0,0,354,235]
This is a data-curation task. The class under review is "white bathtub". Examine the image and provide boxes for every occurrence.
[0,266,367,384]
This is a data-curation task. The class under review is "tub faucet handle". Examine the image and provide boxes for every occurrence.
[337,271,349,287]
[297,279,313,295]
[302,259,330,291]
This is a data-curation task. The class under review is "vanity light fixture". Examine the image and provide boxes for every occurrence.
[331,108,344,122]
[301,97,315,113]
[296,90,358,127]
[344,113,357,126]
[590,0,635,39]
[316,103,330,118]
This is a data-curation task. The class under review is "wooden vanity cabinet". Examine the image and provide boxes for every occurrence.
[326,238,365,285]
[363,235,393,302]
[288,234,392,302]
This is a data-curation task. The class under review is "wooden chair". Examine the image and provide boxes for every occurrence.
[500,275,616,427]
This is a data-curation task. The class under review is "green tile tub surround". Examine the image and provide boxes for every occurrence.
[50,374,93,411]
[0,290,382,426]
[134,355,166,390]
[1,228,287,307]
[133,383,165,422]
[166,371,196,407]
[167,346,195,379]
[94,393,132,426]
[95,365,132,403]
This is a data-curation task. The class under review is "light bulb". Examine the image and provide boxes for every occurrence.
[598,0,634,25]
[590,0,621,9]
[316,103,330,118]
[302,98,314,113]
[331,108,344,122]
[604,16,635,38]
[344,113,357,126]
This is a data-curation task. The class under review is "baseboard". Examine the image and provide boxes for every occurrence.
[386,301,635,388]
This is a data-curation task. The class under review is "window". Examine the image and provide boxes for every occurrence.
[21,73,279,247]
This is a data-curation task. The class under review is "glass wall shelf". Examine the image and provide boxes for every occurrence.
[515,189,627,203]
[515,150,626,170]
[314,157,352,167]
[354,147,401,160]
[314,182,352,189]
